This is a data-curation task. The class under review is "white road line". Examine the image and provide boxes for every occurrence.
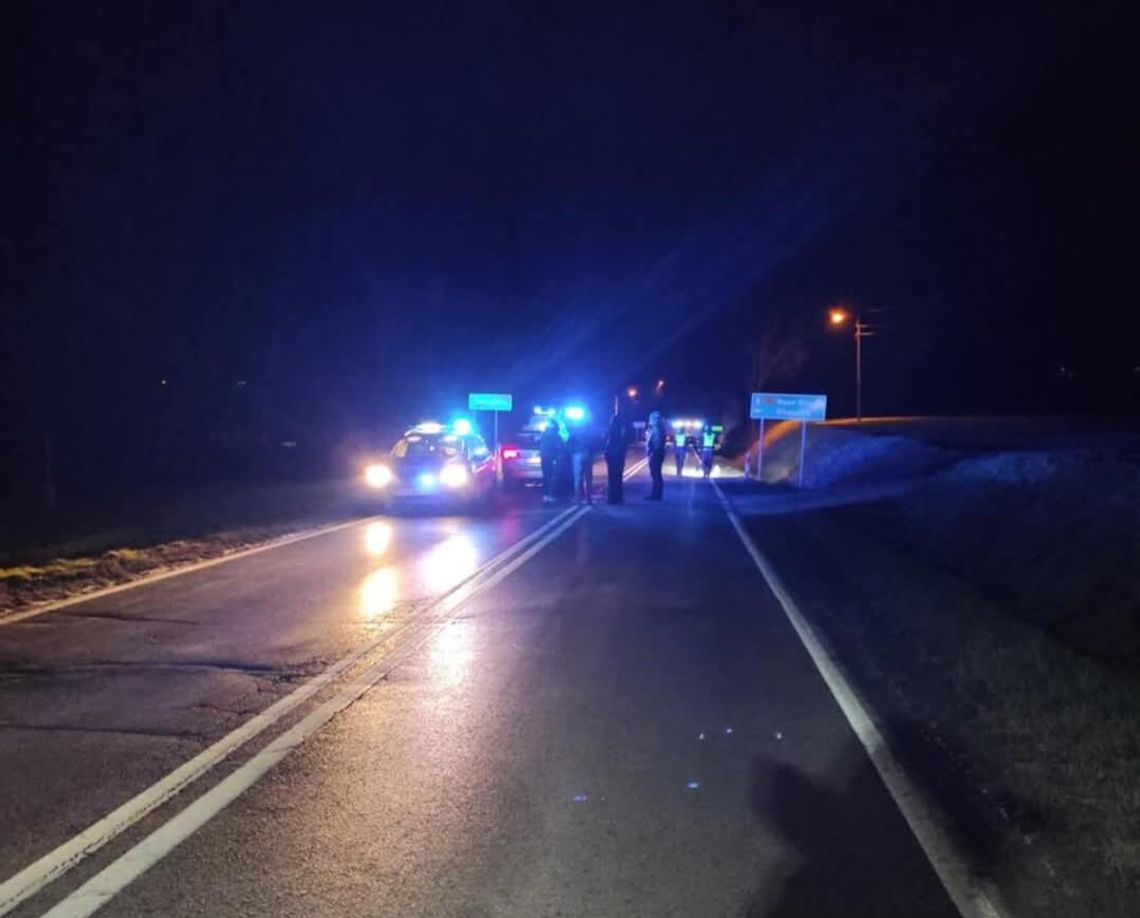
[712,481,1009,918]
[0,517,377,628]
[40,505,590,918]
[0,505,580,917]
[623,456,649,479]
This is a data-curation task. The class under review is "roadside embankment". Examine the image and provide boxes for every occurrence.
[730,419,1140,917]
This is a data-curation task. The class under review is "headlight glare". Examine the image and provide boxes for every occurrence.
[364,463,394,488]
[439,463,469,488]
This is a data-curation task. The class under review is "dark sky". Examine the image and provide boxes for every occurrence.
[3,1,1137,486]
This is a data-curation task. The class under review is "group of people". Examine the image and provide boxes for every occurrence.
[538,410,716,506]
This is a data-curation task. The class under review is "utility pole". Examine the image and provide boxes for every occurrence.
[828,307,874,422]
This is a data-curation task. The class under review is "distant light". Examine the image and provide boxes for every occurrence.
[572,793,589,803]
[501,446,520,460]
[564,405,586,422]
[413,421,444,434]
[671,420,684,429]
[829,307,849,326]
[160,379,168,386]
[626,386,638,399]
[235,379,247,387]
[452,418,473,436]
[686,781,701,790]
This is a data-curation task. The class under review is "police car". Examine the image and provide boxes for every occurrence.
[361,420,497,509]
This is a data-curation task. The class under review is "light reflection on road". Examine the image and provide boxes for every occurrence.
[421,533,479,593]
[429,620,473,687]
[363,521,393,557]
[359,567,399,621]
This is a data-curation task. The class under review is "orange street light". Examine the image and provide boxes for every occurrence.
[828,307,849,326]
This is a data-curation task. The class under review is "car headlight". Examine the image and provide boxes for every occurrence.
[364,463,394,488]
[439,463,469,488]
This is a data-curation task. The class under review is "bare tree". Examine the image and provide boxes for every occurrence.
[751,316,808,390]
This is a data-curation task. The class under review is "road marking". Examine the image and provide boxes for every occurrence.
[623,456,649,479]
[39,505,590,918]
[0,517,378,628]
[0,505,580,917]
[712,481,1009,918]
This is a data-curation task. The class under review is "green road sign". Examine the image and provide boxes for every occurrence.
[468,392,512,412]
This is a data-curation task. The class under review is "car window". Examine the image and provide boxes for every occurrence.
[391,435,459,460]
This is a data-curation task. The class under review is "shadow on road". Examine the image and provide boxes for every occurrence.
[742,729,992,918]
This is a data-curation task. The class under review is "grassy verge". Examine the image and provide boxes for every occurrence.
[736,491,1140,917]
[0,478,366,616]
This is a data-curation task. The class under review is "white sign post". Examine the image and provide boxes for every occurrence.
[749,392,828,487]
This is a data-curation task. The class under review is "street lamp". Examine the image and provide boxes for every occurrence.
[627,386,639,399]
[827,306,872,422]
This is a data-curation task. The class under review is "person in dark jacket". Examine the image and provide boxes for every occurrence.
[603,410,628,504]
[567,423,597,505]
[645,411,667,500]
[538,420,564,503]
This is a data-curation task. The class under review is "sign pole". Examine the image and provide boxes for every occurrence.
[757,418,765,481]
[798,421,807,487]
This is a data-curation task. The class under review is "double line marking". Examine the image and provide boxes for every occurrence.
[1,504,588,918]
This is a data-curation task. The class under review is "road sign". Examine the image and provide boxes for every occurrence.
[468,392,512,412]
[748,392,827,487]
[750,392,827,421]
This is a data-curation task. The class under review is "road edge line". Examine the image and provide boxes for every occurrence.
[40,505,590,918]
[712,481,1010,918]
[0,516,378,628]
[0,504,579,916]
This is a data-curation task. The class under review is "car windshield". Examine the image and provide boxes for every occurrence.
[391,434,460,460]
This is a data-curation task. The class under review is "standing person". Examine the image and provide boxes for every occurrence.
[673,426,687,477]
[539,419,563,503]
[603,410,628,504]
[568,423,596,505]
[700,425,717,479]
[645,411,667,500]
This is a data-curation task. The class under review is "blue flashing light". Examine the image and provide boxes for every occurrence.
[564,405,586,422]
[451,418,473,436]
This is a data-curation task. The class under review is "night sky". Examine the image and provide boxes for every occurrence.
[3,0,1136,493]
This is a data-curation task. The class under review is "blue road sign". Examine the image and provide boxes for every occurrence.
[468,392,513,412]
[750,392,827,422]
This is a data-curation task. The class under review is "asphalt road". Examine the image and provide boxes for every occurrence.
[0,453,961,918]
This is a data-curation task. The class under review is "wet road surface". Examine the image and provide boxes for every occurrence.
[0,455,960,917]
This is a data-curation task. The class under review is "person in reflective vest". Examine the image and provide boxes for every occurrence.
[700,426,718,479]
[673,426,687,477]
